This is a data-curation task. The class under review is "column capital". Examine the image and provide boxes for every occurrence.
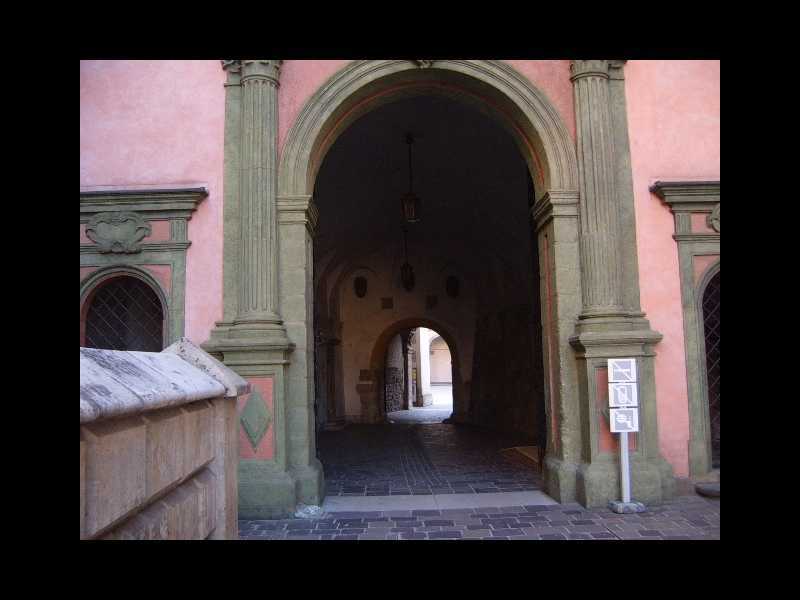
[221,59,242,72]
[570,60,610,81]
[241,60,283,84]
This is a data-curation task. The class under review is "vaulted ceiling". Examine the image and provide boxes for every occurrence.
[313,94,537,306]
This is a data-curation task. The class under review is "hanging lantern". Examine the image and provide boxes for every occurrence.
[401,191,420,223]
[401,261,415,292]
[402,133,421,224]
[354,276,368,298]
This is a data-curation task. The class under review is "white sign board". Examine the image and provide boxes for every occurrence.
[610,407,639,432]
[608,358,637,383]
[608,382,638,407]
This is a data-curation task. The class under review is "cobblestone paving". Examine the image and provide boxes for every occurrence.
[318,423,542,496]
[239,495,719,540]
[386,408,452,424]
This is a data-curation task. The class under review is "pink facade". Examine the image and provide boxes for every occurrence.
[80,60,226,344]
[625,60,720,476]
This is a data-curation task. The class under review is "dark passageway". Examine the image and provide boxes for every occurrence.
[319,423,541,497]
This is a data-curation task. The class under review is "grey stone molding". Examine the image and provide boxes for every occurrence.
[652,180,720,477]
[80,187,207,345]
[80,188,208,215]
[277,195,319,234]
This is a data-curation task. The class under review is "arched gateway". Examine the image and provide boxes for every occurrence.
[205,60,676,518]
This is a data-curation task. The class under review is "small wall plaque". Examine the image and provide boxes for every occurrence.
[608,358,637,383]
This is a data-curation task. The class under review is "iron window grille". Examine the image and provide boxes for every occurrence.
[702,271,720,468]
[84,275,165,352]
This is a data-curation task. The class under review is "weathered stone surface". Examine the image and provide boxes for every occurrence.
[163,338,250,398]
[209,396,238,539]
[102,469,216,540]
[143,407,186,499]
[182,401,215,474]
[82,415,147,537]
[80,347,225,424]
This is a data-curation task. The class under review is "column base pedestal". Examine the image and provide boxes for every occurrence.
[569,315,676,508]
[238,461,297,520]
[291,458,325,506]
[543,455,579,504]
[577,456,675,508]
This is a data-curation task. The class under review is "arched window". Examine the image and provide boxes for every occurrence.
[701,271,720,468]
[82,275,165,352]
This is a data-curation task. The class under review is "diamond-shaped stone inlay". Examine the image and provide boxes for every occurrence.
[240,389,272,450]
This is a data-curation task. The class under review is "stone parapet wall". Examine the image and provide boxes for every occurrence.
[80,339,249,540]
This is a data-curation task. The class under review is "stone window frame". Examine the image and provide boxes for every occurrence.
[80,266,169,350]
[80,188,207,345]
[651,180,720,477]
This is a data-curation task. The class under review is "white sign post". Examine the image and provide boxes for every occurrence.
[607,358,646,514]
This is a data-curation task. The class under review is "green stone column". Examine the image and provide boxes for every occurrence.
[205,60,304,518]
[568,60,675,507]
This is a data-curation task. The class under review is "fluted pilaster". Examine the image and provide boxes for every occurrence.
[235,60,283,326]
[571,60,624,316]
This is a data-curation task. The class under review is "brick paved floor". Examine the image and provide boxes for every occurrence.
[318,422,542,496]
[239,494,720,540]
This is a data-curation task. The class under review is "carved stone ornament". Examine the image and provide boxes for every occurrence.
[707,203,720,233]
[220,59,242,72]
[240,388,272,450]
[413,60,435,68]
[242,60,283,82]
[85,211,151,253]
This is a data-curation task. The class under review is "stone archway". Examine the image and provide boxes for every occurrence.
[362,318,464,425]
[275,60,583,507]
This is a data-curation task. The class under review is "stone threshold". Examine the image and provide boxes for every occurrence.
[321,490,558,512]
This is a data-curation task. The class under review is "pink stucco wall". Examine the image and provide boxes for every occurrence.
[625,60,720,476]
[278,61,351,156]
[504,60,575,141]
[80,60,226,344]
